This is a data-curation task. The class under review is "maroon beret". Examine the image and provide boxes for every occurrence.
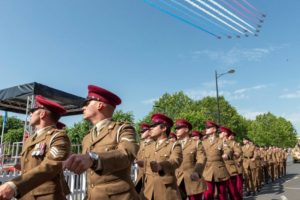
[86,85,121,108]
[31,95,66,115]
[169,132,177,140]
[191,130,201,137]
[140,123,150,131]
[56,121,66,129]
[219,126,232,135]
[151,113,173,128]
[175,119,192,130]
[205,120,219,128]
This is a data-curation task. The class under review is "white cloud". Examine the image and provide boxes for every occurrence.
[192,45,284,65]
[279,90,300,99]
[239,109,265,120]
[142,98,158,105]
[233,84,268,94]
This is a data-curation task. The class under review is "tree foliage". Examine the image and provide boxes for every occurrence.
[248,112,297,147]
[0,115,24,143]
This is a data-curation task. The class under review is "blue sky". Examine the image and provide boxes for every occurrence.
[1,0,300,133]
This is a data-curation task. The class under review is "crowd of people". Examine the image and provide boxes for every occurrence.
[0,84,289,200]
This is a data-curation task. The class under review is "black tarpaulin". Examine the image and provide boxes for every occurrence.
[0,82,85,116]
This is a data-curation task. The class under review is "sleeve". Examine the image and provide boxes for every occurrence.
[12,130,71,197]
[194,141,206,176]
[98,123,139,174]
[158,142,183,175]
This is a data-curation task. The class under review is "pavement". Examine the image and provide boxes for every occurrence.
[244,157,300,200]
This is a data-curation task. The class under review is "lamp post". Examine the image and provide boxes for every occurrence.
[215,69,235,124]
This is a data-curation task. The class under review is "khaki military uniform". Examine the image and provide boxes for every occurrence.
[12,126,71,200]
[232,142,243,175]
[255,149,262,189]
[242,143,257,193]
[135,139,153,194]
[266,149,275,181]
[82,120,139,200]
[224,140,238,177]
[202,137,230,182]
[143,139,183,200]
[175,138,206,196]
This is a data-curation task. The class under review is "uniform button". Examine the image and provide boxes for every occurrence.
[25,158,28,162]
[90,171,94,175]
[91,184,94,188]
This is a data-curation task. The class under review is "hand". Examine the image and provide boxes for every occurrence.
[222,154,228,160]
[136,160,144,167]
[150,161,162,172]
[0,183,15,200]
[190,172,200,181]
[63,154,93,174]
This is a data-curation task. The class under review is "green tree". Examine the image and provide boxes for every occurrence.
[248,112,297,147]
[112,110,134,123]
[0,115,24,143]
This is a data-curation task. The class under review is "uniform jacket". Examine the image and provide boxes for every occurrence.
[143,139,182,200]
[232,141,243,175]
[175,138,207,195]
[135,139,153,193]
[224,140,238,176]
[202,136,230,182]
[12,126,71,200]
[242,144,257,170]
[82,120,140,200]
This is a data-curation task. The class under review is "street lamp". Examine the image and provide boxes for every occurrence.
[215,69,235,124]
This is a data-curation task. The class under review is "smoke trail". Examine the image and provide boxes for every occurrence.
[207,0,256,31]
[165,0,236,36]
[144,0,222,38]
[184,0,245,35]
[194,0,254,34]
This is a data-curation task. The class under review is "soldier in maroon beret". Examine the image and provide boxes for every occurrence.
[227,131,243,199]
[219,126,241,200]
[64,85,139,200]
[135,123,153,194]
[0,95,71,200]
[142,113,182,200]
[175,119,206,200]
[202,121,230,200]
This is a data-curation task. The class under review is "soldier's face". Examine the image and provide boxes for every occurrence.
[82,100,99,121]
[150,124,164,139]
[29,109,42,126]
[175,127,188,139]
[206,127,216,135]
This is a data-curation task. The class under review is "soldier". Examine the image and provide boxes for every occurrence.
[255,146,263,192]
[0,95,71,200]
[142,113,182,200]
[266,146,275,182]
[219,126,241,200]
[175,119,206,200]
[242,137,257,196]
[135,123,153,194]
[227,132,243,199]
[283,148,289,176]
[202,121,230,200]
[64,85,139,200]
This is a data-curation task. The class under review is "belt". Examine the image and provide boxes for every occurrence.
[244,156,253,159]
